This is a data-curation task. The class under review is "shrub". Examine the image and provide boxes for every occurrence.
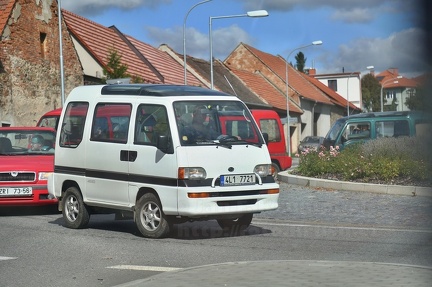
[295,136,432,186]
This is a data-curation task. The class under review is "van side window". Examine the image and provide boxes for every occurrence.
[345,122,370,140]
[135,104,170,145]
[59,102,88,148]
[91,103,132,143]
[376,120,409,138]
[260,119,281,142]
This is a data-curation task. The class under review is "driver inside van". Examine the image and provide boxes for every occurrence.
[181,106,219,143]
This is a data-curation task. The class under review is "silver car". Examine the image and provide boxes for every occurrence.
[298,136,324,153]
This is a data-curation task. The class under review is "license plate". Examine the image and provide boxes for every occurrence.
[0,187,33,196]
[220,174,255,186]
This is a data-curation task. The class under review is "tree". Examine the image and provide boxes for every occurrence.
[103,47,129,80]
[295,52,306,73]
[406,86,432,112]
[361,73,381,112]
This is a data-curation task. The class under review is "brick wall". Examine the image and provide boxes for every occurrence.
[0,0,83,126]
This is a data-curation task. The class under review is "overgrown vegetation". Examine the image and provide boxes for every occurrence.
[293,136,432,187]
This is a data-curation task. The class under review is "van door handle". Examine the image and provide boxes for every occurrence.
[120,150,137,162]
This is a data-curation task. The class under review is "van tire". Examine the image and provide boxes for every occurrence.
[217,213,253,231]
[135,193,170,238]
[62,187,90,229]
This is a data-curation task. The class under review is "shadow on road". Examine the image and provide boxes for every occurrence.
[0,205,60,216]
[49,214,272,240]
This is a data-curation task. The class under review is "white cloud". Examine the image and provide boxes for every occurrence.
[146,24,254,60]
[238,0,418,24]
[321,28,428,76]
[61,0,171,15]
[330,8,374,23]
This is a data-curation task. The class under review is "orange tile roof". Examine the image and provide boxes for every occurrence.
[127,37,204,86]
[242,44,334,105]
[0,0,14,36]
[62,9,162,84]
[376,69,418,88]
[229,68,303,114]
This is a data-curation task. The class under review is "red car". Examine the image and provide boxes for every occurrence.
[0,127,57,206]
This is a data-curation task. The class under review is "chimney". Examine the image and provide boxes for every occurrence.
[308,68,316,75]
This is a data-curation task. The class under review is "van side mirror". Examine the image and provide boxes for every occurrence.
[156,135,173,154]
[262,132,269,144]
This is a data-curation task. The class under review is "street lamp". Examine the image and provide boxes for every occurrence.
[209,10,269,89]
[285,40,322,156]
[183,0,212,85]
[346,65,374,116]
[380,76,402,112]
[58,0,65,105]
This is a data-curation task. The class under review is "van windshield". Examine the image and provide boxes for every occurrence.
[325,118,346,141]
[174,101,263,147]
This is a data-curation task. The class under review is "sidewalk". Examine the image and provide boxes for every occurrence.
[116,260,432,287]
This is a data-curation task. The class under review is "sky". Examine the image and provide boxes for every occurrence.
[60,0,428,78]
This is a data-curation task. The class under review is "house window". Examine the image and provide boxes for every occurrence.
[40,33,47,58]
[407,88,415,97]
[328,80,337,91]
[385,90,396,100]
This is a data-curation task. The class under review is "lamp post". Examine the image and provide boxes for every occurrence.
[380,76,402,112]
[183,0,212,85]
[58,0,65,105]
[285,40,322,156]
[209,10,268,89]
[346,65,374,116]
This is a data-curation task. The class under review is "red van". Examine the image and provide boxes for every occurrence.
[251,110,292,173]
[217,109,292,175]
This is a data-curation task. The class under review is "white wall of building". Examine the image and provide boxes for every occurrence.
[71,37,104,79]
[314,73,362,109]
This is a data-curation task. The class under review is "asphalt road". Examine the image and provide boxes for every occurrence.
[1,182,431,287]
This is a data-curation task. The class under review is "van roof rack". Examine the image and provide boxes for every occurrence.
[101,84,232,97]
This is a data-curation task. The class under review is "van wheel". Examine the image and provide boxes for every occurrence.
[62,187,90,229]
[217,213,253,231]
[135,193,170,238]
[271,163,281,180]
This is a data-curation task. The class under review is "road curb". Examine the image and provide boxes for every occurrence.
[278,171,432,197]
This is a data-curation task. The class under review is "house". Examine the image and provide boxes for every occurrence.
[311,71,363,112]
[0,0,82,126]
[224,43,355,150]
[375,68,418,112]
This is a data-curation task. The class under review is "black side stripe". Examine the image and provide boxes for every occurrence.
[54,165,178,187]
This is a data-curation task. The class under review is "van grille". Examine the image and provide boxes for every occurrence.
[0,172,36,182]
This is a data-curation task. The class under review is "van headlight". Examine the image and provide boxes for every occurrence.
[178,167,207,180]
[254,164,272,177]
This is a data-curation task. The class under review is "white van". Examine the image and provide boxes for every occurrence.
[48,84,279,238]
